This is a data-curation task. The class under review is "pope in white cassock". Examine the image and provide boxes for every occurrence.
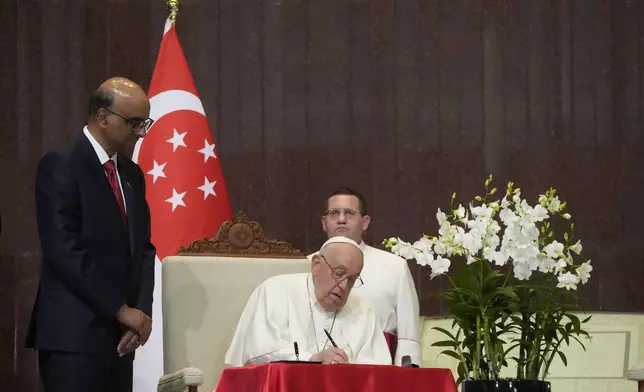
[311,188,423,367]
[224,236,392,366]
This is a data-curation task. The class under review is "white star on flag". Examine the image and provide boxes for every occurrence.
[197,177,217,199]
[167,129,187,152]
[198,139,217,162]
[165,188,187,211]
[147,160,167,183]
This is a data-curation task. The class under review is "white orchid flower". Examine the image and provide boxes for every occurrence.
[557,272,580,290]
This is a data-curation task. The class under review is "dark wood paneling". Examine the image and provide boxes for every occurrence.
[2,0,644,389]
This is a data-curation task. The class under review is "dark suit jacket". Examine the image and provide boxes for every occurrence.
[27,133,156,357]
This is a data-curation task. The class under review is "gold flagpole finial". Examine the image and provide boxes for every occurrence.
[167,0,180,22]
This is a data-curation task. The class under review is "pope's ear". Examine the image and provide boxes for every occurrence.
[311,253,323,270]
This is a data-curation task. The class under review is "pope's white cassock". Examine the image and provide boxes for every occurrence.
[224,257,392,365]
[309,243,422,366]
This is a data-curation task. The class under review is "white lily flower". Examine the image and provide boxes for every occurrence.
[512,191,522,204]
[462,229,484,256]
[531,204,549,222]
[471,204,493,220]
[414,250,435,267]
[392,240,415,260]
[544,241,564,259]
[501,196,510,209]
[467,218,487,232]
[433,241,447,255]
[413,237,433,253]
[499,208,518,226]
[569,240,583,255]
[487,220,502,235]
[492,250,509,266]
[538,255,557,273]
[430,256,451,278]
[455,204,466,219]
[557,272,580,290]
[436,208,447,227]
[513,261,533,280]
[576,260,593,284]
[554,259,568,273]
[510,243,540,264]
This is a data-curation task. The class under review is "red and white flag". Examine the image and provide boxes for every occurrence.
[132,18,233,391]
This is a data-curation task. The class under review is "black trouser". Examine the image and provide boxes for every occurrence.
[38,350,133,392]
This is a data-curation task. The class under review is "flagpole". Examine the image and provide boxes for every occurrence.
[167,0,180,22]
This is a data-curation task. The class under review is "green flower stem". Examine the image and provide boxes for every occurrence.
[542,336,564,380]
[482,315,498,379]
[526,313,541,380]
[517,311,529,379]
[474,316,481,379]
[455,343,470,381]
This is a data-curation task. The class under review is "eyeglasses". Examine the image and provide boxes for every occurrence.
[325,208,360,220]
[319,254,364,288]
[103,108,154,134]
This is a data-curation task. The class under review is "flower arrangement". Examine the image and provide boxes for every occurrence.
[384,176,592,383]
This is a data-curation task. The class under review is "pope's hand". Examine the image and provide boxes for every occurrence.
[311,348,349,364]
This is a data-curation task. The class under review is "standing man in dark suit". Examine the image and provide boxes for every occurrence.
[27,77,157,392]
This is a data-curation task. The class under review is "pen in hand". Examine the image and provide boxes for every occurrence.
[323,328,338,348]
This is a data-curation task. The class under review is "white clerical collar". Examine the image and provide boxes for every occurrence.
[83,126,117,166]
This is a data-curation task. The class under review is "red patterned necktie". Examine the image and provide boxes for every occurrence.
[104,160,127,228]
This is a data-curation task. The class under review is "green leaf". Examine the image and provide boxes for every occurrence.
[571,335,587,351]
[503,343,522,356]
[432,327,457,340]
[496,287,520,301]
[564,314,581,331]
[432,340,458,348]
[438,350,462,362]
[557,351,568,366]
[456,362,469,385]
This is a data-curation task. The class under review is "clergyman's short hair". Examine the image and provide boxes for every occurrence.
[87,89,114,118]
[327,187,368,216]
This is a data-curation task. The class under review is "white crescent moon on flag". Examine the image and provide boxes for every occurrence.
[132,89,206,163]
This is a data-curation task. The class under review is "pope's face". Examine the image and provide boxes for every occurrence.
[311,244,363,312]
